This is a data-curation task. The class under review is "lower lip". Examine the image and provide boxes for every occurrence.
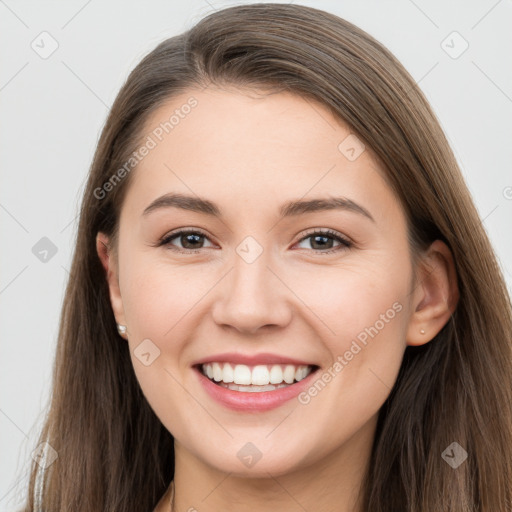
[194,366,319,412]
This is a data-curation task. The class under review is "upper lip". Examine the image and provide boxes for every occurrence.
[192,352,318,367]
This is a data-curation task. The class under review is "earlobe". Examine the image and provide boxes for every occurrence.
[406,240,459,346]
[95,232,127,336]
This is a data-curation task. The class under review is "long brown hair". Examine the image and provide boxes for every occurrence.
[21,4,512,510]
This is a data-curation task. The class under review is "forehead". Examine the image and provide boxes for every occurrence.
[140,86,359,166]
[122,87,403,225]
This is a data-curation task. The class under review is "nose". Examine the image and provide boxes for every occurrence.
[211,250,293,335]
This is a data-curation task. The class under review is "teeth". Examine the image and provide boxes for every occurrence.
[222,362,234,383]
[233,364,252,385]
[212,362,223,382]
[283,365,296,384]
[269,365,283,384]
[251,365,269,385]
[200,362,314,386]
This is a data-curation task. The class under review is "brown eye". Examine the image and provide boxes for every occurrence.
[159,229,214,252]
[295,229,352,254]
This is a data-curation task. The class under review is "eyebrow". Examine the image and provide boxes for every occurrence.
[142,193,375,223]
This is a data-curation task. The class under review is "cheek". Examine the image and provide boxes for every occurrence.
[288,258,410,405]
[120,250,209,341]
[286,253,410,345]
[118,253,207,427]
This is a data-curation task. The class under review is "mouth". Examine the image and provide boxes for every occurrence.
[194,362,320,393]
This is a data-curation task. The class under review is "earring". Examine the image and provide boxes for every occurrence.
[117,323,127,336]
[420,328,425,334]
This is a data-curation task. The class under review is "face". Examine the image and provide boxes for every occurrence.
[102,86,419,477]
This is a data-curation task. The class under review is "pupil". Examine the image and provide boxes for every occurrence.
[183,233,202,249]
[312,235,332,249]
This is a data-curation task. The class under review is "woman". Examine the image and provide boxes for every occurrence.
[23,3,512,511]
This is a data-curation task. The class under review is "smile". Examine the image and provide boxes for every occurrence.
[193,359,321,411]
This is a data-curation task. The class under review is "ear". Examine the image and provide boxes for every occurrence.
[406,240,459,346]
[96,232,127,336]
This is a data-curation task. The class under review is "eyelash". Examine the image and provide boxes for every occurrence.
[156,228,353,255]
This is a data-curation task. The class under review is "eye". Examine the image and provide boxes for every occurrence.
[158,229,214,253]
[294,229,352,254]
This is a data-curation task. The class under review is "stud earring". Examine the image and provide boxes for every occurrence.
[420,328,426,334]
[117,324,127,336]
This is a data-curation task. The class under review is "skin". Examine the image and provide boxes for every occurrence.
[96,86,459,512]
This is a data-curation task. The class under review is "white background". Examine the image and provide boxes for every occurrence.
[1,0,511,509]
